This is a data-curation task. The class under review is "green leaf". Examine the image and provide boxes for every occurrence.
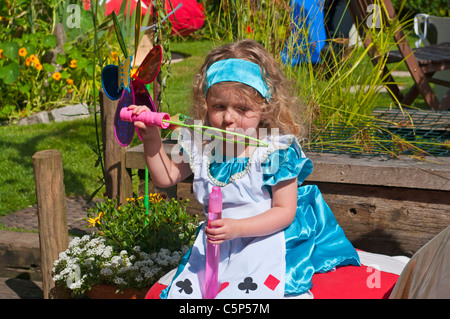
[43,35,57,48]
[43,63,56,73]
[56,53,66,65]
[62,42,73,54]
[1,104,14,115]
[0,62,20,84]
[76,57,89,69]
[1,42,19,60]
[85,63,94,77]
[22,43,36,56]
[60,70,70,79]
[19,83,31,93]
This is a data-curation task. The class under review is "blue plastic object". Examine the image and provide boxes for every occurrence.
[282,0,327,65]
[101,64,123,100]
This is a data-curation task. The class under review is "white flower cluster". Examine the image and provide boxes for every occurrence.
[52,235,189,295]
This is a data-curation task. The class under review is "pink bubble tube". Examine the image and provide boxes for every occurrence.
[120,107,171,129]
[204,186,222,299]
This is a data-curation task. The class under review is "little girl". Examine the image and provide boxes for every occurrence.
[131,39,360,299]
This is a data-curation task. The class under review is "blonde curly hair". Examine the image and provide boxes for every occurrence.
[191,39,304,137]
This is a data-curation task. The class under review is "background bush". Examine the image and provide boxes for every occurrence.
[391,0,450,17]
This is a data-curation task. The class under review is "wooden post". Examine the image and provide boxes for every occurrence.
[100,89,132,203]
[32,149,70,299]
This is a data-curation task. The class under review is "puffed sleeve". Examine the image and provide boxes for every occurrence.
[262,142,313,186]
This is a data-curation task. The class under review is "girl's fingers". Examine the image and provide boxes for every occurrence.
[128,105,148,115]
[207,238,223,245]
[134,121,146,129]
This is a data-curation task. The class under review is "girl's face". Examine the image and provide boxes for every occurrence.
[206,84,262,134]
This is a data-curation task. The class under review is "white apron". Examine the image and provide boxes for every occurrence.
[166,129,287,299]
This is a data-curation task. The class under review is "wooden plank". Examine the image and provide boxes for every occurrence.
[305,152,450,191]
[125,140,178,170]
[126,141,450,191]
[313,182,450,256]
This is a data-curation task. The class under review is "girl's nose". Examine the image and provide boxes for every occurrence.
[223,107,237,124]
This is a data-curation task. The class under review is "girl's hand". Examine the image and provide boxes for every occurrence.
[205,218,241,245]
[128,105,159,140]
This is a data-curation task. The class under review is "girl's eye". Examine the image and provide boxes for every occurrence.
[237,107,249,113]
[213,105,225,110]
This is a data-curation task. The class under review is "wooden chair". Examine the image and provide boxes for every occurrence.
[345,0,450,110]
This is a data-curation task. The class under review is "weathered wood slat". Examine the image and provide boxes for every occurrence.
[306,152,450,191]
[310,182,450,256]
[127,140,450,191]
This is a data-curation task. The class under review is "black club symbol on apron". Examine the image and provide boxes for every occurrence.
[176,279,193,294]
[238,277,258,294]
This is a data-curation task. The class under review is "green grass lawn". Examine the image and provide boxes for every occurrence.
[162,40,218,114]
[0,116,103,216]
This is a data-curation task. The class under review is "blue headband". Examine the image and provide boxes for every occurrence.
[205,58,270,100]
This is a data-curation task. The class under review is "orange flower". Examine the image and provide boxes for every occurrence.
[70,59,77,68]
[66,78,74,85]
[111,51,118,62]
[34,62,42,71]
[29,54,36,62]
[19,47,27,57]
[0,49,4,59]
[52,72,62,81]
[25,57,31,66]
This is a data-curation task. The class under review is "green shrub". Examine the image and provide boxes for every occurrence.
[391,0,450,17]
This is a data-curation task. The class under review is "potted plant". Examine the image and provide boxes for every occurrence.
[52,194,199,298]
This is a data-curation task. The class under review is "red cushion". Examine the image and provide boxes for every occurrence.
[311,264,398,299]
[145,282,167,299]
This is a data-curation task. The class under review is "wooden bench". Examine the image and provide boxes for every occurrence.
[124,140,450,257]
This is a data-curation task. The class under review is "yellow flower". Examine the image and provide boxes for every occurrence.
[149,193,163,203]
[0,49,4,59]
[29,54,36,62]
[87,212,104,228]
[25,57,31,66]
[130,68,138,78]
[34,62,42,71]
[52,72,62,81]
[66,78,74,85]
[70,59,77,68]
[87,217,96,227]
[19,47,27,57]
[111,51,118,61]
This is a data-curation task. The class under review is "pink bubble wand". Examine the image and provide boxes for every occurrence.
[119,108,269,147]
[204,186,222,299]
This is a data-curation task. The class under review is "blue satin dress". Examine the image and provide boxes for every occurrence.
[162,132,360,298]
